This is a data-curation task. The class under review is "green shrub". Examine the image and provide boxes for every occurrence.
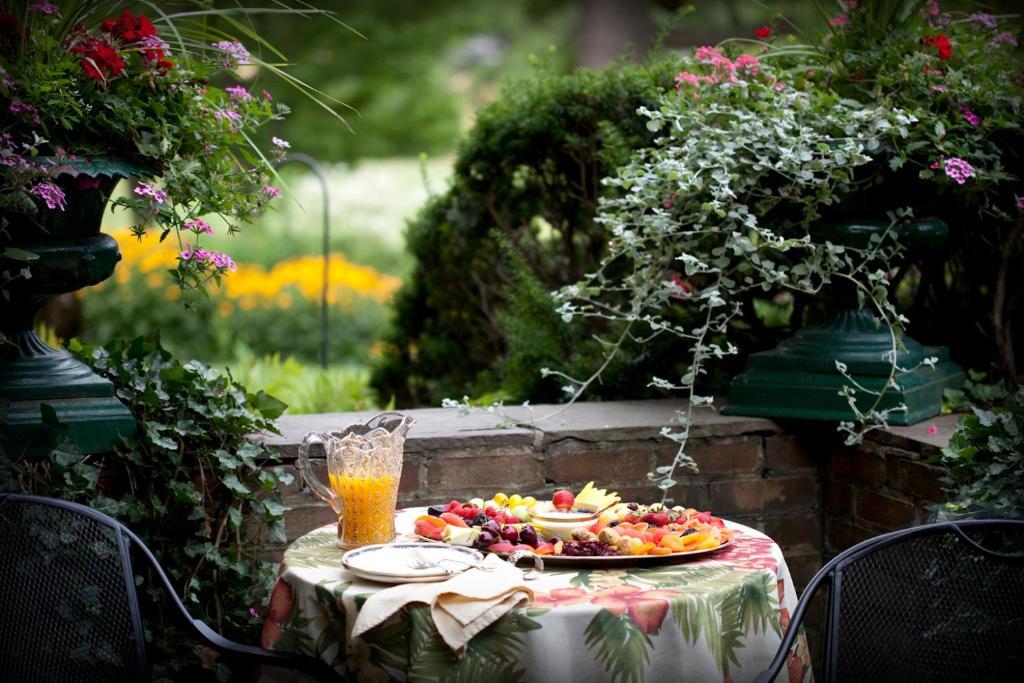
[372,56,694,406]
[1,337,290,681]
[939,386,1024,520]
[227,352,379,414]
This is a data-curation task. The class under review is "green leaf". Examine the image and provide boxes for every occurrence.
[221,473,250,495]
[251,390,288,419]
[0,247,40,261]
[583,610,652,683]
[39,403,67,430]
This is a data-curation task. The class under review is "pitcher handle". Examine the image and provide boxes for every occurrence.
[298,432,340,512]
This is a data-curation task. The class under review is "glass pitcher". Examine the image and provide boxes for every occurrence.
[298,412,415,548]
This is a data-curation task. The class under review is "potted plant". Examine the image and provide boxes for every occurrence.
[549,1,1021,498]
[0,1,347,454]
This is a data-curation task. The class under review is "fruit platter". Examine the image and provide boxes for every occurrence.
[411,482,733,566]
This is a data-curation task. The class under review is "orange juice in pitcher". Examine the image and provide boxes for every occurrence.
[299,413,414,548]
[329,473,399,547]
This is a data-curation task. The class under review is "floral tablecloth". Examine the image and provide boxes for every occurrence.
[261,508,812,683]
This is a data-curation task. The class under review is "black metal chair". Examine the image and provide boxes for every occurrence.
[754,518,1024,683]
[0,493,343,682]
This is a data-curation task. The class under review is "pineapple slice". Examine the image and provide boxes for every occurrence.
[575,481,620,511]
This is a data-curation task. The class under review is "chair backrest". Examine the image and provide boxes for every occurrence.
[822,519,1024,682]
[0,493,148,682]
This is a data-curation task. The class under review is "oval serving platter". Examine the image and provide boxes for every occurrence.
[342,542,484,583]
[412,536,733,568]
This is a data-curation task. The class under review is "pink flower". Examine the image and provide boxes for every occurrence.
[184,218,213,235]
[262,184,281,199]
[735,53,760,75]
[224,85,251,101]
[262,89,273,100]
[134,182,168,204]
[673,71,701,92]
[828,15,849,28]
[843,0,857,8]
[214,108,242,124]
[28,2,60,16]
[927,425,939,435]
[695,46,735,75]
[30,182,66,210]
[925,0,940,16]
[211,40,250,67]
[940,157,975,184]
[961,106,981,127]
[272,136,290,149]
[1016,196,1024,210]
[180,246,236,271]
[667,274,693,299]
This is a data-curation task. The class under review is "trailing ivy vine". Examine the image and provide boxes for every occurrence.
[1,336,290,681]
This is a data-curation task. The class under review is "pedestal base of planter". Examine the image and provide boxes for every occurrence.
[0,331,135,456]
[722,309,964,425]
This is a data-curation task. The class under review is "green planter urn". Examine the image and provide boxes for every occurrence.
[722,217,964,425]
[0,158,147,456]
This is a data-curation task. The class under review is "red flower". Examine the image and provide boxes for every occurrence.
[590,585,678,634]
[922,33,952,61]
[755,26,772,39]
[101,9,157,43]
[70,38,125,82]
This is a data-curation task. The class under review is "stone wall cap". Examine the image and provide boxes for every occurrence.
[266,399,783,457]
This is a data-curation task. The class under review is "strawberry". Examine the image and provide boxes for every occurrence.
[447,500,461,512]
[459,506,478,520]
[484,506,497,518]
[642,512,670,527]
[695,511,714,524]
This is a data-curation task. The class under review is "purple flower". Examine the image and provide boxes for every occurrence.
[209,251,236,270]
[262,89,273,100]
[184,218,213,235]
[1016,196,1024,211]
[224,85,251,101]
[134,182,168,204]
[27,2,60,16]
[828,15,849,27]
[992,32,1018,47]
[272,137,290,149]
[961,106,981,127]
[214,108,243,124]
[180,247,236,271]
[9,99,40,125]
[942,157,975,185]
[211,40,251,68]
[968,13,998,30]
[262,184,281,199]
[31,182,66,210]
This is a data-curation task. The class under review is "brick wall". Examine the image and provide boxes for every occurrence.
[262,400,956,589]
[823,421,952,558]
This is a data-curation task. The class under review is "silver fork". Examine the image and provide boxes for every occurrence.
[408,548,493,573]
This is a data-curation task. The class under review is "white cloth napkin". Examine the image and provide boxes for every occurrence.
[351,553,533,655]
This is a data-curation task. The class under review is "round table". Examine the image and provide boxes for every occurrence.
[261,508,812,683]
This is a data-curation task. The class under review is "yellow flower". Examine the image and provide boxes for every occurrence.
[102,228,401,308]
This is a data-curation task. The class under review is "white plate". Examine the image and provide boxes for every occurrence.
[342,543,484,583]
